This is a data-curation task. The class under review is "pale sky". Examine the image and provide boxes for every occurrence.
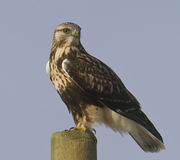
[0,0,179,159]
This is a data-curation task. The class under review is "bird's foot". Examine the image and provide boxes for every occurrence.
[69,127,75,130]
[74,126,87,132]
[67,126,95,133]
[66,126,87,131]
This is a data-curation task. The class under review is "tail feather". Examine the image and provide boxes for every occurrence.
[120,109,164,143]
[128,121,166,152]
[117,109,166,152]
[103,107,165,152]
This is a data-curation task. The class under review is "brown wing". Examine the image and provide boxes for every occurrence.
[62,52,140,112]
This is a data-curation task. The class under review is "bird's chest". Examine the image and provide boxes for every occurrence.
[50,47,81,96]
[50,62,71,93]
[49,46,88,110]
[49,49,72,93]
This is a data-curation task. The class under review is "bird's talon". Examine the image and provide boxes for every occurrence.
[69,127,75,130]
[92,128,96,134]
[74,127,87,131]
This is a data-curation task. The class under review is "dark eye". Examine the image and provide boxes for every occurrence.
[62,28,70,33]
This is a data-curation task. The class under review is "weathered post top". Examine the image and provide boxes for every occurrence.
[51,129,97,160]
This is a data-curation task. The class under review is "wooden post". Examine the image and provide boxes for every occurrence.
[51,129,97,160]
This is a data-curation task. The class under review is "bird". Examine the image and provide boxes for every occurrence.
[46,22,165,152]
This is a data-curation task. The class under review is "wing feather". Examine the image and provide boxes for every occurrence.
[62,52,140,112]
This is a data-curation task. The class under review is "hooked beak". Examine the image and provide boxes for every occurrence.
[72,29,79,36]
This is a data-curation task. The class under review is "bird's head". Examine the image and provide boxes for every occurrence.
[53,22,81,47]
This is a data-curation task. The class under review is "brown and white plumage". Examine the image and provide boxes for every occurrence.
[47,22,165,152]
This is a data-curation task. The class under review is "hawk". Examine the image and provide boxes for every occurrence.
[46,22,165,152]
